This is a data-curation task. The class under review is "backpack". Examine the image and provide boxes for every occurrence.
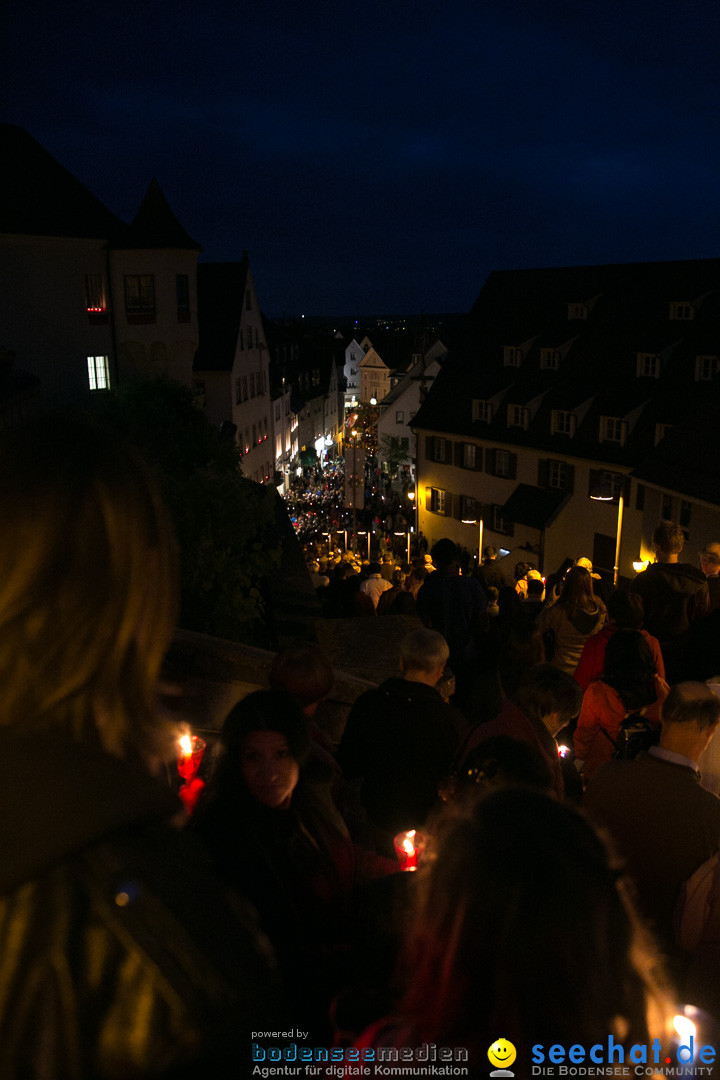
[611,713,660,760]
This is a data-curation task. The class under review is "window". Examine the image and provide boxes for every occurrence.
[670,302,694,320]
[462,443,478,470]
[636,483,645,512]
[637,353,660,378]
[588,470,625,504]
[84,273,106,314]
[460,495,480,521]
[472,399,493,423]
[176,275,190,322]
[250,373,256,398]
[551,410,576,437]
[540,348,560,370]
[396,410,404,423]
[87,355,110,391]
[492,505,514,536]
[427,436,447,463]
[568,303,588,320]
[695,355,719,381]
[504,346,523,367]
[429,488,447,515]
[662,493,673,519]
[242,375,248,401]
[680,500,692,528]
[508,404,529,430]
[124,275,155,322]
[655,423,673,446]
[235,377,242,405]
[548,460,570,490]
[600,416,627,445]
[495,450,511,478]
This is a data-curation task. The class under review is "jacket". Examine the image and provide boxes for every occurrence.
[0,729,279,1079]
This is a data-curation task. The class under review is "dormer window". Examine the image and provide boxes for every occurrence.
[507,404,529,430]
[472,399,493,423]
[84,273,107,313]
[600,416,627,446]
[568,303,588,320]
[504,346,523,368]
[695,355,719,381]
[636,353,660,378]
[655,423,673,446]
[670,301,694,320]
[540,348,560,371]
[551,410,576,437]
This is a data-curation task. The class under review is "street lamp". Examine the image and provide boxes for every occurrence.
[407,489,418,538]
[462,516,484,567]
[590,472,624,587]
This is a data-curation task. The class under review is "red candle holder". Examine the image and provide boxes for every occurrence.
[393,829,426,871]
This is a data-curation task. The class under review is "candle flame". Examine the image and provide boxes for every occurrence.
[179,734,193,756]
[402,836,416,855]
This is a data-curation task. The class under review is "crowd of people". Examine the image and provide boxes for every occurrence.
[3,419,720,1078]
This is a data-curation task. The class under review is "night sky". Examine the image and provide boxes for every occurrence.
[2,0,718,317]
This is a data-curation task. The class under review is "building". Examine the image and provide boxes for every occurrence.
[194,258,273,484]
[358,345,391,404]
[0,124,200,401]
[412,259,720,580]
[376,339,447,486]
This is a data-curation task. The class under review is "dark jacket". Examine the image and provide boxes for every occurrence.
[629,562,709,643]
[0,730,279,1080]
[337,677,460,834]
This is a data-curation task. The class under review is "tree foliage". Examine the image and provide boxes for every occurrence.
[84,378,281,642]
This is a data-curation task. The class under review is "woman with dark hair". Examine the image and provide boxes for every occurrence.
[574,629,668,781]
[354,788,673,1070]
[194,689,394,1035]
[536,564,606,674]
[574,589,665,692]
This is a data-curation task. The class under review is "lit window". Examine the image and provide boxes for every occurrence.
[637,353,660,378]
[84,273,106,313]
[87,355,110,391]
[472,399,493,423]
[551,410,576,436]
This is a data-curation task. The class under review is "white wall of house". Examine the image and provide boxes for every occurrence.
[0,234,115,399]
[110,248,199,387]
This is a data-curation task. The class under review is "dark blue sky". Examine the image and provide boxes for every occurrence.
[2,0,718,316]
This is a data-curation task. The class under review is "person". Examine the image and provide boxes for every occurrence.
[459,663,582,800]
[583,681,720,969]
[353,788,672,1070]
[574,589,665,692]
[194,689,394,1037]
[0,416,279,1079]
[536,564,606,675]
[700,542,720,612]
[475,544,510,596]
[336,629,462,850]
[629,521,709,680]
[573,629,668,781]
[358,561,393,610]
[415,538,487,709]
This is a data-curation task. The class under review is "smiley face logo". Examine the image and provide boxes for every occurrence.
[488,1039,517,1071]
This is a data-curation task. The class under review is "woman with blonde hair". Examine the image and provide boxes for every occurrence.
[0,414,277,1079]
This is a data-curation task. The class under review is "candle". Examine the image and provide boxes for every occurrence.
[177,732,206,783]
[394,829,426,871]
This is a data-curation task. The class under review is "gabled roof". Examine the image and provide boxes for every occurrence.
[501,484,570,529]
[0,123,128,242]
[122,178,201,251]
[194,260,249,372]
